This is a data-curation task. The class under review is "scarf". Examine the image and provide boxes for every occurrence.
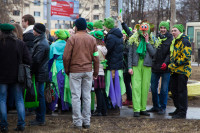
[136,36,146,59]
[170,33,183,57]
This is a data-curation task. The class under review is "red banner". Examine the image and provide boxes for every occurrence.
[51,0,74,17]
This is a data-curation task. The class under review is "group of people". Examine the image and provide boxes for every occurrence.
[0,13,191,132]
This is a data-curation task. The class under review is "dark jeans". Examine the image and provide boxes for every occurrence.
[36,82,46,122]
[169,73,188,115]
[95,89,107,114]
[151,72,170,110]
[123,73,132,101]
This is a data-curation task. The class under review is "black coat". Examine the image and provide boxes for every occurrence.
[0,35,31,84]
[23,30,35,55]
[152,32,173,73]
[32,34,50,82]
[105,28,124,70]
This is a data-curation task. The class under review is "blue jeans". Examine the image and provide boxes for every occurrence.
[151,72,170,110]
[0,83,25,128]
[36,82,46,123]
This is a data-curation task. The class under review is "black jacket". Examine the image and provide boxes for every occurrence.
[32,34,50,82]
[23,30,35,55]
[121,22,133,37]
[0,35,31,84]
[105,28,124,70]
[152,32,173,73]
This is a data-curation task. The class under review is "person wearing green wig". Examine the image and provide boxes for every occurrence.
[103,17,126,115]
[48,29,71,113]
[168,24,191,119]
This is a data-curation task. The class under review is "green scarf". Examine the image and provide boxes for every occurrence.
[136,36,146,59]
[170,33,183,57]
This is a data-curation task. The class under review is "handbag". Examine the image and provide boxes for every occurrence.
[17,43,32,89]
[44,81,56,103]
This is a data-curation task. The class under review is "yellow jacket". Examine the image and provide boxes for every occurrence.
[168,34,192,78]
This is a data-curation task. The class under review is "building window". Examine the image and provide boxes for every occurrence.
[55,24,62,29]
[34,0,40,6]
[13,10,20,16]
[85,7,90,11]
[94,5,99,9]
[34,11,40,17]
[79,3,82,8]
[13,0,20,4]
[111,6,117,11]
[187,26,194,43]
[24,3,29,7]
[93,15,99,20]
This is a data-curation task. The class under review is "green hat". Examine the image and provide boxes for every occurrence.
[64,30,70,38]
[87,22,93,30]
[92,31,104,40]
[55,29,67,40]
[159,21,170,31]
[93,20,103,29]
[173,24,185,33]
[0,23,15,31]
[104,17,115,29]
[122,27,132,36]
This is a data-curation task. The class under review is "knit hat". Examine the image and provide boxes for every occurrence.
[93,20,103,29]
[64,30,70,38]
[75,17,87,31]
[87,22,93,30]
[122,27,132,36]
[104,17,115,29]
[173,24,185,33]
[55,29,67,40]
[0,23,15,33]
[91,31,104,40]
[159,21,170,31]
[33,23,46,34]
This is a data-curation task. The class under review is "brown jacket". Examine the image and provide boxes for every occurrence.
[63,31,99,77]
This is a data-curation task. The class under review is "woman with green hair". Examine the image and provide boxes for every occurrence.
[48,29,71,113]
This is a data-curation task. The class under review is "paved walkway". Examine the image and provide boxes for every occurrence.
[120,105,200,119]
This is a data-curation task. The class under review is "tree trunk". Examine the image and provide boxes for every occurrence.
[156,0,161,34]
[170,0,176,31]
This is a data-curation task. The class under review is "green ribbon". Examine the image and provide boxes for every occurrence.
[170,33,183,57]
[93,51,99,56]
[64,70,71,105]
[136,36,147,59]
[100,59,108,69]
[51,60,60,98]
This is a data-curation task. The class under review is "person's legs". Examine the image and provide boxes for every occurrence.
[170,74,179,110]
[0,84,8,129]
[94,89,102,114]
[35,82,46,123]
[12,84,25,128]
[173,74,188,118]
[123,73,132,102]
[101,89,107,115]
[132,62,142,113]
[70,73,82,127]
[140,66,151,112]
[149,72,161,111]
[159,73,170,110]
[81,72,92,126]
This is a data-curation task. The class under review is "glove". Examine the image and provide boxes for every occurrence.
[160,63,167,70]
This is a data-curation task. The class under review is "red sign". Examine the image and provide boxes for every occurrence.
[51,0,74,17]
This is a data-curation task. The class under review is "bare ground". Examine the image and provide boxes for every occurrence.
[6,66,200,133]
